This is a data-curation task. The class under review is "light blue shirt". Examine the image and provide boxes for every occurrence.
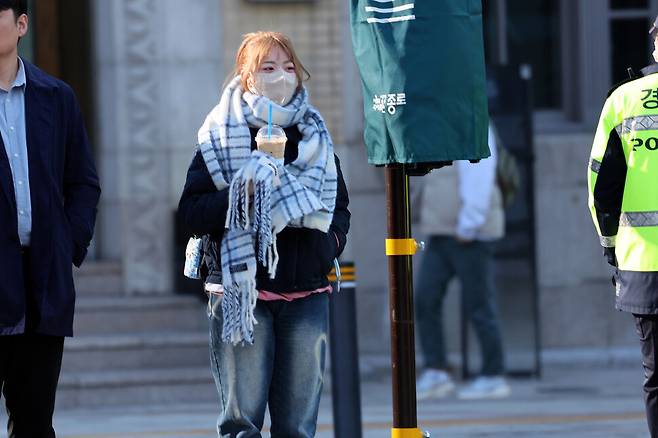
[0,58,30,246]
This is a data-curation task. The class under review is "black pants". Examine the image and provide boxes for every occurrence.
[416,236,504,375]
[0,333,64,438]
[634,314,658,437]
[0,248,64,438]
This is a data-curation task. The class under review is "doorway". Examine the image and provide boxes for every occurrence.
[27,0,98,258]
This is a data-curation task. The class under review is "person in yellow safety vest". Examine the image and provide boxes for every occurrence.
[588,15,658,438]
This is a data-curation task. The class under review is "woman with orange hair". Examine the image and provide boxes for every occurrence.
[178,31,350,437]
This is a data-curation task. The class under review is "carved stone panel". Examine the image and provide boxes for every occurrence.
[121,0,171,294]
[93,0,222,294]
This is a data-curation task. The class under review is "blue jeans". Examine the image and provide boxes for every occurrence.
[415,236,505,376]
[208,292,329,438]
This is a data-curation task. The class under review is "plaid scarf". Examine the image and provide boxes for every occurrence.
[197,77,337,345]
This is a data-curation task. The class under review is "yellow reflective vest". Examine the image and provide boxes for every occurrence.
[589,64,658,314]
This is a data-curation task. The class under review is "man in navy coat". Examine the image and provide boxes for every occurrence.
[0,1,101,436]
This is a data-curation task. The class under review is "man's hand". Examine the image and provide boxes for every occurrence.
[603,247,617,267]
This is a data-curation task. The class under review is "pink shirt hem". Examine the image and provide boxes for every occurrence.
[258,285,333,302]
[206,284,333,302]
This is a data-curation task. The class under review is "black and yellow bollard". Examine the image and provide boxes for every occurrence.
[328,261,363,438]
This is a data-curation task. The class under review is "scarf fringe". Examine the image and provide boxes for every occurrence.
[226,159,281,280]
[254,178,273,269]
[266,233,279,279]
[221,278,259,345]
[227,176,251,230]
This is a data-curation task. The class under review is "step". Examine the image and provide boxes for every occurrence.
[74,296,208,335]
[73,261,122,296]
[61,332,209,373]
[56,367,218,409]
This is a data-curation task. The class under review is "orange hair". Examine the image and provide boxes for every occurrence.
[234,31,310,93]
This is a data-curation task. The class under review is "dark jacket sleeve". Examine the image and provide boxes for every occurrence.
[329,154,350,258]
[177,149,230,236]
[593,128,627,240]
[63,86,101,267]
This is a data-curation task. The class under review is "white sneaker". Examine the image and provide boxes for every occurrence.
[457,376,511,400]
[416,369,455,400]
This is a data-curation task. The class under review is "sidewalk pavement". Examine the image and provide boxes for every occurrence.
[0,363,650,437]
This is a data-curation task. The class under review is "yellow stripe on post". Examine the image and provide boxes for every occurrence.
[328,275,355,282]
[327,262,357,283]
[392,427,424,438]
[329,268,355,275]
[386,238,418,256]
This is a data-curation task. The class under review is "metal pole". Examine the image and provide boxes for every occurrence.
[520,64,542,378]
[496,0,509,65]
[329,267,363,438]
[385,165,419,430]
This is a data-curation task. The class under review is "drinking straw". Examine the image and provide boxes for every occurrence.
[268,103,272,139]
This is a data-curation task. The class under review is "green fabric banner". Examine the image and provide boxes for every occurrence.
[350,0,490,165]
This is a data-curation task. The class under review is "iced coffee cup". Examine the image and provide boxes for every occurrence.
[256,125,286,162]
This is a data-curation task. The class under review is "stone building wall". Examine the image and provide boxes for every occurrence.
[93,0,223,293]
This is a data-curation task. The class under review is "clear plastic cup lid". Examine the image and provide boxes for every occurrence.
[256,125,286,140]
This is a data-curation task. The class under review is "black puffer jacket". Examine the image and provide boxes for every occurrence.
[177,126,350,295]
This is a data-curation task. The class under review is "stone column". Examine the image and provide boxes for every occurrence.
[92,0,222,294]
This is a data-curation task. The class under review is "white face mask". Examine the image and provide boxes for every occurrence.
[252,70,298,106]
